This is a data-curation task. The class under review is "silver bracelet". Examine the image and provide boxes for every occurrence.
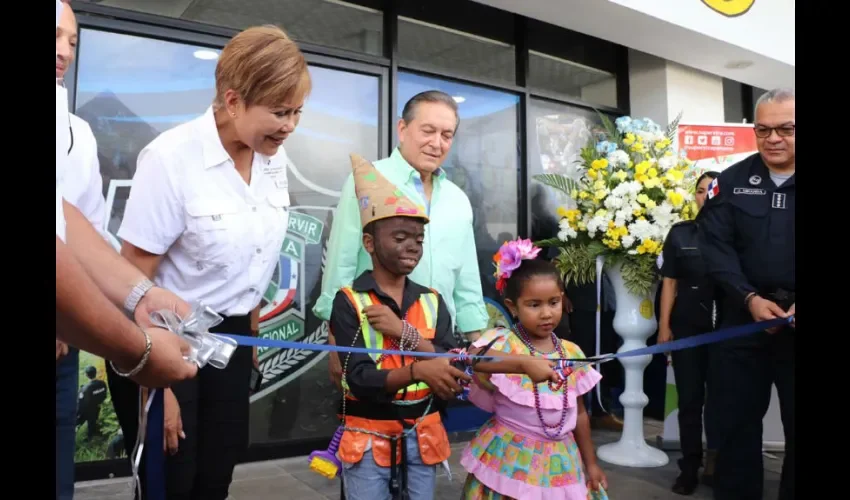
[124,278,155,316]
[109,328,152,378]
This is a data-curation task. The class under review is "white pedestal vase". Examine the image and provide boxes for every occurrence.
[596,261,670,468]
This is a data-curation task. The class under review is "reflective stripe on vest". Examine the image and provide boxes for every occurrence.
[342,287,438,399]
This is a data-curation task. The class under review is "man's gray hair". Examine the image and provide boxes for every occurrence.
[401,90,460,130]
[754,88,795,116]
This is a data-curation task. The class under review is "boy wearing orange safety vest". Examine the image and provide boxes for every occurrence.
[331,154,559,500]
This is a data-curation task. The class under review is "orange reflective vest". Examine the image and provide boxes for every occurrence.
[336,286,451,467]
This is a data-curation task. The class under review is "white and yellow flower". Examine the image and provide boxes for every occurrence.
[532,113,698,296]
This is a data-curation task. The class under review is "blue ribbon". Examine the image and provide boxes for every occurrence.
[142,314,792,497]
[220,316,794,363]
[583,316,793,363]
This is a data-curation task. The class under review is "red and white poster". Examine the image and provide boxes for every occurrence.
[676,122,757,172]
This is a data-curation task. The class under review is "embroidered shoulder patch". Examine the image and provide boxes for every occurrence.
[707,178,720,199]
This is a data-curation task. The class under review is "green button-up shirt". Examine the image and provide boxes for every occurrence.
[312,148,488,334]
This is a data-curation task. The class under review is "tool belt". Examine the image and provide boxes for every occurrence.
[340,399,437,500]
[340,398,437,421]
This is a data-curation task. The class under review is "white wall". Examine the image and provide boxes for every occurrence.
[475,0,794,90]
[609,0,795,67]
[628,50,724,125]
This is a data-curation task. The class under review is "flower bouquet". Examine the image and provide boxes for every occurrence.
[533,112,700,297]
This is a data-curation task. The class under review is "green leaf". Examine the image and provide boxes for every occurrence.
[616,255,660,297]
[534,237,562,248]
[666,110,683,143]
[532,174,582,197]
[596,110,621,143]
[587,241,607,257]
[551,244,597,289]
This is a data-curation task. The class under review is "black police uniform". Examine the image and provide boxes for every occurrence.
[697,153,794,500]
[659,220,718,480]
[77,377,107,439]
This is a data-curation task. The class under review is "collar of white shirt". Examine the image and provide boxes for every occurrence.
[196,106,272,169]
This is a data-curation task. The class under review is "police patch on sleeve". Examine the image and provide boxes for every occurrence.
[707,178,720,199]
[656,253,664,269]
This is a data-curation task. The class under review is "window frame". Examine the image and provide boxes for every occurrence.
[69,0,630,481]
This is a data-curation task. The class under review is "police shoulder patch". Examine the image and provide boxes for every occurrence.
[706,178,720,199]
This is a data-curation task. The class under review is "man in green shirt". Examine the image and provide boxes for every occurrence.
[313,90,489,384]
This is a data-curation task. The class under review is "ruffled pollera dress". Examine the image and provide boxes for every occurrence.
[459,327,606,500]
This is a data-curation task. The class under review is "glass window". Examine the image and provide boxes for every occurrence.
[526,18,621,109]
[527,98,608,243]
[73,28,221,464]
[397,71,520,329]
[527,98,610,314]
[250,63,381,445]
[81,0,385,57]
[398,17,516,86]
[72,28,382,461]
[723,78,746,123]
[528,51,618,109]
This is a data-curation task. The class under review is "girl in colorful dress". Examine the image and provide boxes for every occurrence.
[460,238,608,500]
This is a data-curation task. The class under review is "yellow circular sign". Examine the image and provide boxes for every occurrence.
[702,0,755,17]
[640,299,653,319]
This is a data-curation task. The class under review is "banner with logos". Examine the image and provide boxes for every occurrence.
[676,122,758,172]
[658,122,785,451]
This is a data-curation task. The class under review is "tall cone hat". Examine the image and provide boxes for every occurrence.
[349,153,429,229]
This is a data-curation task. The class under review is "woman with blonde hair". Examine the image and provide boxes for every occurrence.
[107,25,311,499]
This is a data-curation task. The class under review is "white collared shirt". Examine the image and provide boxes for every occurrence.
[118,106,291,316]
[57,84,69,242]
[64,114,106,230]
[56,0,68,242]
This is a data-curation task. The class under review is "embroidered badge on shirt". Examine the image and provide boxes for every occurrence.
[733,188,766,195]
[749,175,762,185]
[263,162,285,181]
[771,192,787,209]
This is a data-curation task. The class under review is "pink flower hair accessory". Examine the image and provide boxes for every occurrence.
[492,238,541,293]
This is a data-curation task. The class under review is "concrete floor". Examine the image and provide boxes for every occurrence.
[74,419,783,499]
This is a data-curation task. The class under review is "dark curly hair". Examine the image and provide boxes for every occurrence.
[503,258,563,303]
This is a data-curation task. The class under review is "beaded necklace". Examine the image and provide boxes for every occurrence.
[339,310,433,442]
[514,323,574,439]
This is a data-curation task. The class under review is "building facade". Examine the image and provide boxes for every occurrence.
[66,0,794,480]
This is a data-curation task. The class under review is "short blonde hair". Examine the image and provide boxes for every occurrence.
[215,25,311,110]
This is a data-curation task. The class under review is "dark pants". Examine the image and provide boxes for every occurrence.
[709,321,794,500]
[56,347,79,500]
[568,310,623,415]
[77,409,101,439]
[107,315,253,500]
[670,323,715,475]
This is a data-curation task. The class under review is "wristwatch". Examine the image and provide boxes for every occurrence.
[124,278,155,316]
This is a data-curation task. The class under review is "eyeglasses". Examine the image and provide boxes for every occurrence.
[754,124,795,138]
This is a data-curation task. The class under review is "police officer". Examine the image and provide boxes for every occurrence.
[697,88,795,500]
[77,366,108,440]
[658,171,720,495]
